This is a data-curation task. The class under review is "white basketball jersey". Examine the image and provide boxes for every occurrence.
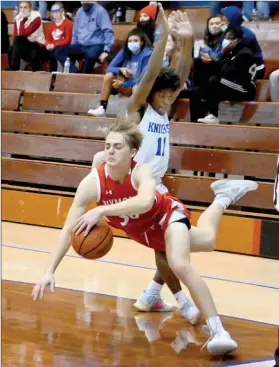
[134,104,170,185]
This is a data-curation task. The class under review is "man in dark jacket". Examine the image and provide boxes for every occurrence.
[1,11,10,54]
[198,25,256,124]
[222,6,265,79]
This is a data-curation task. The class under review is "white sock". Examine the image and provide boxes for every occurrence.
[146,281,163,295]
[206,316,225,335]
[214,196,232,210]
[174,290,192,305]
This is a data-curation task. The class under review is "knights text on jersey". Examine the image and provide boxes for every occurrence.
[134,104,170,185]
[92,162,190,251]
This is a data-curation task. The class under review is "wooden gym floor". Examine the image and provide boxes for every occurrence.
[2,221,279,367]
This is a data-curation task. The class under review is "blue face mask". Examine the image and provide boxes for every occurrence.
[128,42,141,54]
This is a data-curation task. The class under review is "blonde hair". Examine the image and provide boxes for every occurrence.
[105,114,143,152]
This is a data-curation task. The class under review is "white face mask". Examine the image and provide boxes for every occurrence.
[208,26,221,35]
[221,24,228,32]
[222,39,232,49]
[20,10,30,17]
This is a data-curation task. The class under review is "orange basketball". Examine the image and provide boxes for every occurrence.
[71,221,113,259]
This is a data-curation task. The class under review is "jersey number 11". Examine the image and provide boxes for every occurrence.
[156,137,166,156]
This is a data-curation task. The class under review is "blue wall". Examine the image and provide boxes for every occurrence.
[2,1,18,8]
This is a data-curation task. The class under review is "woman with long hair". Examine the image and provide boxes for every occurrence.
[192,14,224,89]
[88,28,153,117]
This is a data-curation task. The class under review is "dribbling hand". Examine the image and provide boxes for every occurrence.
[74,207,103,237]
[32,273,55,300]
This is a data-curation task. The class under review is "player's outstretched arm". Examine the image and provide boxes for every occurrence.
[169,11,193,95]
[74,164,156,236]
[32,173,98,300]
[127,3,169,113]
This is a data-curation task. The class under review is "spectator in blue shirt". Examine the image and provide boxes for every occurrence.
[88,28,153,116]
[55,1,114,73]
[222,5,265,78]
[192,14,223,90]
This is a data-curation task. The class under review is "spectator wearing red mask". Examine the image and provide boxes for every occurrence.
[8,1,46,71]
[45,2,73,71]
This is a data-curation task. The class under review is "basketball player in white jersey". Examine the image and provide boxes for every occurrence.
[91,7,202,324]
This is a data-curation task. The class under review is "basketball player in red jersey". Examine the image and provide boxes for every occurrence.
[33,119,258,356]
[91,5,203,323]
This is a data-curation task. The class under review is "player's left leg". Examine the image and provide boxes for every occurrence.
[188,179,259,252]
[134,183,200,322]
[165,221,238,356]
[134,251,201,324]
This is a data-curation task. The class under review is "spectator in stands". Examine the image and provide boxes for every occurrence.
[270,69,279,102]
[137,3,158,44]
[221,6,265,79]
[88,28,153,116]
[210,1,254,21]
[32,1,49,20]
[192,14,224,90]
[45,2,73,71]
[1,11,10,54]
[256,1,279,21]
[8,1,46,71]
[197,26,257,124]
[55,1,114,73]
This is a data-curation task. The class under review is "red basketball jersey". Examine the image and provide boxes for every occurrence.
[93,162,190,251]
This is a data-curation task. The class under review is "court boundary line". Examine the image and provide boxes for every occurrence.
[3,242,279,291]
[2,278,279,327]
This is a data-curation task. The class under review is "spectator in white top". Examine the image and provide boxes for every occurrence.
[8,1,46,71]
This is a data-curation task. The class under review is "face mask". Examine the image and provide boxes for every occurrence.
[222,39,232,49]
[128,42,141,53]
[208,26,221,35]
[82,3,93,12]
[20,10,30,17]
[139,19,149,26]
[221,24,228,32]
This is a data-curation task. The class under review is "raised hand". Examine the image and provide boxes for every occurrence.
[168,10,193,40]
[156,3,169,37]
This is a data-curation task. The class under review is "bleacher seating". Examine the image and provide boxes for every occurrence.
[2,71,52,91]
[2,89,21,111]
[2,108,279,258]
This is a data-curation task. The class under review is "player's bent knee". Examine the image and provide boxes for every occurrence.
[104,72,115,81]
[204,233,216,252]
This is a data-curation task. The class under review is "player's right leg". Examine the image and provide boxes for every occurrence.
[164,220,238,356]
[134,183,200,323]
